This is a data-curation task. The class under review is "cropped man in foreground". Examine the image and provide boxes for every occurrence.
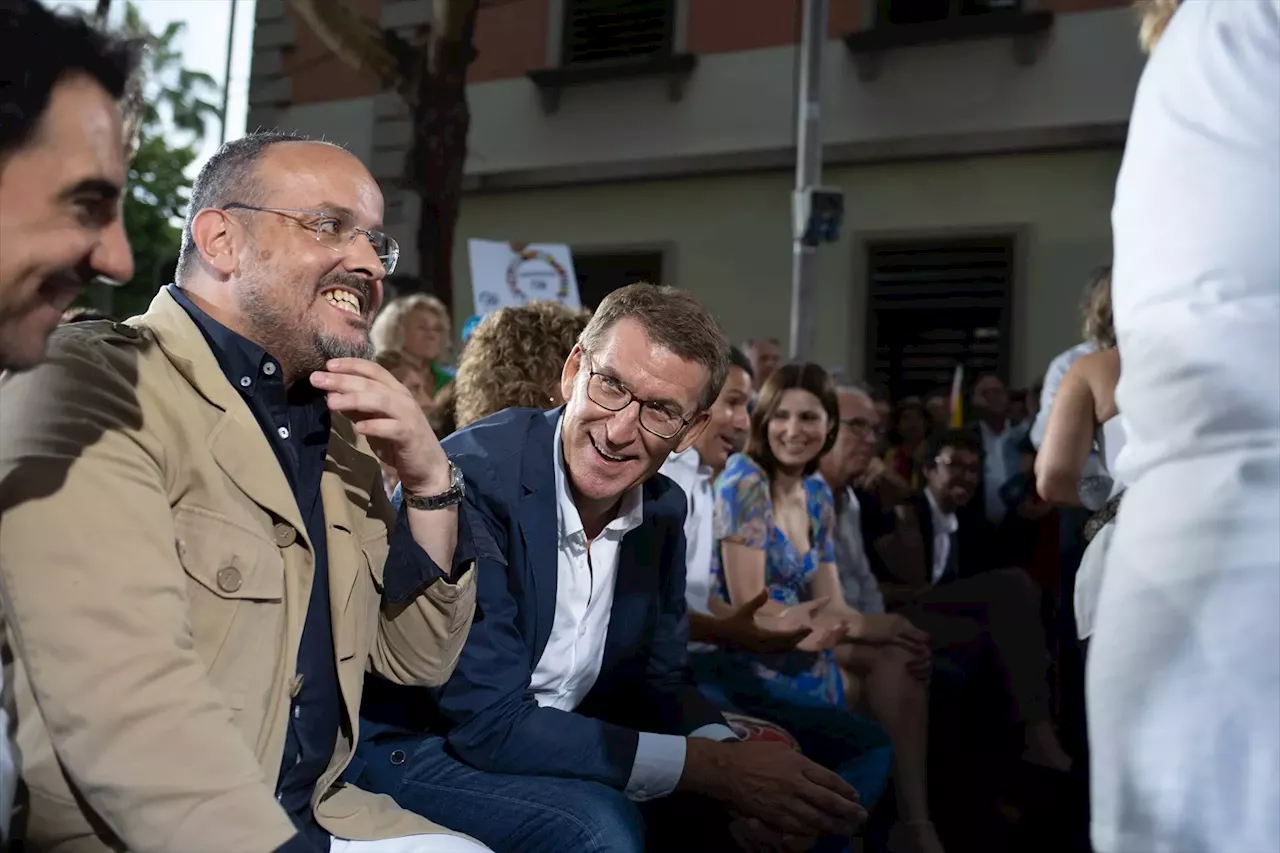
[0,131,485,852]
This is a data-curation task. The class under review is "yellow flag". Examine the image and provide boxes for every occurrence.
[949,364,965,428]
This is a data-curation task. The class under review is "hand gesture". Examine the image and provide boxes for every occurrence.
[310,359,451,495]
[756,598,846,652]
[719,590,811,655]
[687,740,866,838]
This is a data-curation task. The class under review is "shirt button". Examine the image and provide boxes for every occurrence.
[293,705,301,720]
[274,523,296,548]
[277,426,290,440]
[389,749,406,766]
[216,566,242,593]
[263,361,277,376]
[239,376,251,388]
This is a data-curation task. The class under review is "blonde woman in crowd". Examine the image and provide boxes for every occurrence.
[452,301,591,429]
[1087,1,1280,851]
[371,293,455,404]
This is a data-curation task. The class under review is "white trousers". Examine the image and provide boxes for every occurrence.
[330,834,495,852]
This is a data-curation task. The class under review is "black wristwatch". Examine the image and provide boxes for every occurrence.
[403,461,465,511]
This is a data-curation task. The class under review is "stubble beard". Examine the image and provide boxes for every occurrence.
[239,278,375,380]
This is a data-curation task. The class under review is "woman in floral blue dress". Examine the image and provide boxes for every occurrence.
[712,363,943,853]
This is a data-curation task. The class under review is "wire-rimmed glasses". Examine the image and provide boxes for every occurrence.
[221,203,399,274]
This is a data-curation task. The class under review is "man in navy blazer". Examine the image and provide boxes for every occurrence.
[354,285,865,852]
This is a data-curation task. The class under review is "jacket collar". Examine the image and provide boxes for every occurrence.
[126,288,311,537]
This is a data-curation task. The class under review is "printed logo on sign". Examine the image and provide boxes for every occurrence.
[507,248,569,304]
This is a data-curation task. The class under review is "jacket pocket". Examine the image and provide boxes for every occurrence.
[174,506,286,602]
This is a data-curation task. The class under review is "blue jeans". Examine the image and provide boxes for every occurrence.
[353,734,648,853]
[687,648,894,812]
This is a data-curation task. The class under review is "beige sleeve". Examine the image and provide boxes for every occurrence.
[0,334,298,853]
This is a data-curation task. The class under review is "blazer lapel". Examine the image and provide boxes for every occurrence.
[519,409,563,658]
[600,514,659,677]
[134,288,308,539]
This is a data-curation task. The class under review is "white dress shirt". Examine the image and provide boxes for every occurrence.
[923,488,960,584]
[833,489,885,614]
[658,447,715,619]
[535,421,734,802]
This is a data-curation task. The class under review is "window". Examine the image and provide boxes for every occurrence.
[879,0,1022,26]
[573,250,664,310]
[561,0,676,65]
[864,236,1014,401]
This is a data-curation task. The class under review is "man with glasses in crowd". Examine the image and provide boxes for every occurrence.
[355,284,867,852]
[0,131,490,852]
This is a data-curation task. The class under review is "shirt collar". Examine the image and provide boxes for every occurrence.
[168,283,281,399]
[664,446,713,483]
[924,487,959,535]
[980,419,1010,441]
[552,415,644,541]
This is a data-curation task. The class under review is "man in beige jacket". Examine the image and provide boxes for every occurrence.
[0,131,487,853]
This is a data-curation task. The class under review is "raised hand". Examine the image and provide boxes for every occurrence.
[718,590,811,655]
[310,358,451,495]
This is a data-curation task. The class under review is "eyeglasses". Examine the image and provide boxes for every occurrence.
[840,417,884,440]
[585,361,692,440]
[222,203,399,275]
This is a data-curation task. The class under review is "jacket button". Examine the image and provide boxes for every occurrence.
[274,523,296,547]
[389,749,406,766]
[216,566,242,593]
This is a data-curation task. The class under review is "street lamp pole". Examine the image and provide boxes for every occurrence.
[219,0,238,145]
[787,0,828,362]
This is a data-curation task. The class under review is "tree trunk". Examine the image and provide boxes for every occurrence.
[94,0,111,23]
[406,0,478,312]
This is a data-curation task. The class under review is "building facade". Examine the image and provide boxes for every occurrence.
[248,0,1145,393]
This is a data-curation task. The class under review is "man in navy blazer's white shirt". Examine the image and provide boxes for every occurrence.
[355,285,866,852]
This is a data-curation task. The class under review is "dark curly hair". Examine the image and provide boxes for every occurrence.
[454,302,592,429]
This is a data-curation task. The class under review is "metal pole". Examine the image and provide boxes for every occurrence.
[219,0,239,145]
[788,0,827,362]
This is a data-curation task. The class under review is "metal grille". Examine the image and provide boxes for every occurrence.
[562,0,675,65]
[864,236,1014,400]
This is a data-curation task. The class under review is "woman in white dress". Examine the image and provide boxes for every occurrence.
[1035,347,1124,645]
[1088,1,1280,851]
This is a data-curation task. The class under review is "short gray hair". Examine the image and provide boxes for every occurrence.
[176,131,342,282]
[579,283,730,411]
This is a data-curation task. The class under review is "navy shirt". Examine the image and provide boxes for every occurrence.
[169,286,457,852]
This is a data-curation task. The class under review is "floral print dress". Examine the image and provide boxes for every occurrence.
[711,453,845,707]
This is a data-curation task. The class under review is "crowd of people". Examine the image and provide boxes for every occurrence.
[0,0,1276,852]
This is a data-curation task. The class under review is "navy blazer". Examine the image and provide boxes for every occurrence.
[359,408,726,790]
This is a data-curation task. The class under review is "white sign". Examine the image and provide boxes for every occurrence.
[467,239,581,316]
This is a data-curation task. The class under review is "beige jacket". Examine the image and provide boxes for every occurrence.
[0,289,476,852]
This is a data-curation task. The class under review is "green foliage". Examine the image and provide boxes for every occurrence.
[88,1,221,316]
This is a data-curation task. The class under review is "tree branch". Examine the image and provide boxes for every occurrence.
[286,0,404,89]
